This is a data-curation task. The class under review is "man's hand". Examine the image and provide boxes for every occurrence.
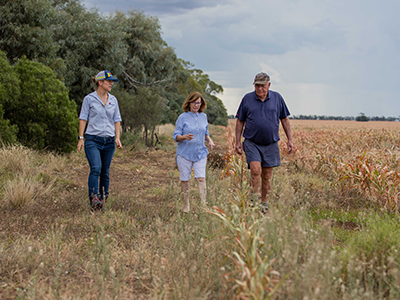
[235,119,245,155]
[280,117,294,154]
[287,140,294,154]
[235,143,243,155]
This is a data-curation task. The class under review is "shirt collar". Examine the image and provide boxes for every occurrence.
[254,91,270,102]
[94,90,111,101]
[187,111,199,116]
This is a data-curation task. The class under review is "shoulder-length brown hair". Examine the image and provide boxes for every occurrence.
[182,91,207,113]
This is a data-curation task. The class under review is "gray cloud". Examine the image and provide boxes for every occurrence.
[83,0,233,15]
[82,0,400,117]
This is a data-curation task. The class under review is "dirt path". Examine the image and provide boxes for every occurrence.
[70,143,227,206]
[0,125,229,241]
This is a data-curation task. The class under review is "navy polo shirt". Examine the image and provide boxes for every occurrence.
[236,90,290,145]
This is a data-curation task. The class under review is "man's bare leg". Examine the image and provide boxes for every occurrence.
[249,161,262,204]
[261,167,273,203]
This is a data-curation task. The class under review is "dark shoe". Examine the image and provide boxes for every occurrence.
[90,197,103,211]
[250,194,258,208]
[260,202,268,214]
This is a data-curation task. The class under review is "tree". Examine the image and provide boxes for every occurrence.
[1,1,229,139]
[177,65,228,126]
[3,56,78,152]
[0,0,60,67]
[113,10,181,90]
[356,112,369,122]
[205,94,228,126]
[0,51,19,144]
[52,0,128,106]
[113,86,166,147]
[112,10,187,132]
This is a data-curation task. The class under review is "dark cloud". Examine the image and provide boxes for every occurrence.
[83,0,233,15]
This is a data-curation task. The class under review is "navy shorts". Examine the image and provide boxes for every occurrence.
[243,139,280,168]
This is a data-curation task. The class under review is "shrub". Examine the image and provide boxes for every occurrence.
[0,51,19,144]
[4,56,78,153]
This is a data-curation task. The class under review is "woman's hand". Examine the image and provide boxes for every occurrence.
[207,136,215,151]
[209,141,215,151]
[77,139,84,154]
[115,138,122,149]
[175,133,194,142]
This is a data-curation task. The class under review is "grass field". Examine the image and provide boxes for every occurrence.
[1,119,400,299]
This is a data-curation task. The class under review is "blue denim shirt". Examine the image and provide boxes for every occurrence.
[79,91,122,137]
[173,111,210,162]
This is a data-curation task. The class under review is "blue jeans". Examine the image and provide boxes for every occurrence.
[84,135,116,200]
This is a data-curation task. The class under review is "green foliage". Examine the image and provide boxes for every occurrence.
[205,94,228,126]
[52,0,128,106]
[0,51,19,144]
[113,86,166,146]
[3,56,78,152]
[113,10,180,88]
[161,91,186,124]
[178,66,228,126]
[339,213,400,296]
[342,214,400,265]
[356,112,369,122]
[112,10,186,128]
[0,0,59,66]
[112,12,227,126]
[0,0,229,145]
[0,105,18,145]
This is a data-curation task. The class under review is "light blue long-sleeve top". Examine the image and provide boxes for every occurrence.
[173,111,210,162]
[79,91,122,137]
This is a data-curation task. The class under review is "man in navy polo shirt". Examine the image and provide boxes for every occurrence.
[235,72,294,213]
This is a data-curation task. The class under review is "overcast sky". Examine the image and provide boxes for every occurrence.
[82,0,400,117]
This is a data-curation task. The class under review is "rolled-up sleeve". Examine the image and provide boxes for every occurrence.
[173,115,183,141]
[79,96,90,121]
[113,100,122,123]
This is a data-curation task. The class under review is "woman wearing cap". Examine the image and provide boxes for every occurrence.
[173,91,215,213]
[77,70,122,211]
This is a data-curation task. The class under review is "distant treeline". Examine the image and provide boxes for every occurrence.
[228,114,399,121]
[290,115,399,122]
[291,115,355,120]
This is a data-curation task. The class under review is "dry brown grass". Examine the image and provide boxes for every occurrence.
[3,174,55,208]
[277,119,400,210]
[290,119,400,129]
[2,120,400,299]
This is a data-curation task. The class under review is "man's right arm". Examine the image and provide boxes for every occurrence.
[235,119,245,155]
